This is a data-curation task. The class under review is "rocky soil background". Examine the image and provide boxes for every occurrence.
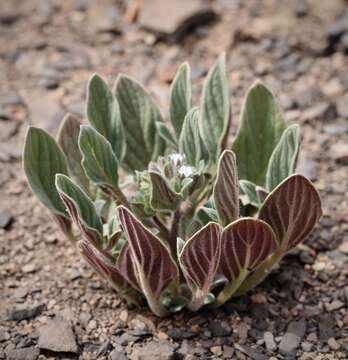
[0,0,348,359]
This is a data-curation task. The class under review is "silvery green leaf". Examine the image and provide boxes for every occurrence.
[78,125,119,195]
[197,206,219,225]
[56,113,90,192]
[179,107,203,167]
[213,150,239,226]
[169,62,191,138]
[149,171,181,211]
[114,74,165,170]
[266,124,300,191]
[56,174,103,247]
[232,81,286,185]
[24,126,69,218]
[199,53,230,160]
[239,180,261,208]
[156,122,177,148]
[87,74,125,161]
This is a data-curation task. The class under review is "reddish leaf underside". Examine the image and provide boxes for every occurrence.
[78,241,127,287]
[213,150,239,226]
[59,193,102,248]
[259,174,322,251]
[179,222,222,291]
[116,242,140,291]
[219,218,277,281]
[117,206,178,296]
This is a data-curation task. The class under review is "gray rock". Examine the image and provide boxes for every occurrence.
[6,347,39,360]
[0,92,23,106]
[0,208,12,229]
[263,332,277,352]
[110,350,128,360]
[336,94,348,118]
[38,319,78,354]
[130,340,177,360]
[234,344,267,360]
[209,320,232,337]
[0,327,10,342]
[331,142,348,164]
[138,0,215,40]
[96,340,113,357]
[7,303,46,321]
[279,319,306,354]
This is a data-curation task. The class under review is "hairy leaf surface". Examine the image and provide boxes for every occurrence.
[79,125,119,193]
[266,124,300,191]
[114,74,164,170]
[57,113,90,192]
[239,180,261,208]
[259,174,322,251]
[87,74,125,160]
[232,82,286,185]
[24,127,69,217]
[170,62,191,138]
[116,242,140,290]
[213,150,239,226]
[199,54,230,160]
[56,174,103,246]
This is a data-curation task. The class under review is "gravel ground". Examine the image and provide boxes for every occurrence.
[0,0,347,359]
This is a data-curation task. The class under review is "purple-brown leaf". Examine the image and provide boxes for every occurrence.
[179,222,222,291]
[219,218,277,281]
[116,242,140,291]
[213,150,239,226]
[78,241,127,287]
[259,174,322,251]
[117,206,178,297]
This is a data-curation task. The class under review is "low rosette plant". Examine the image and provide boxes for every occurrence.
[23,54,322,316]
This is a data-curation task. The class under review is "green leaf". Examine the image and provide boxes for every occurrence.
[199,53,230,160]
[239,180,261,208]
[156,122,177,148]
[23,126,68,217]
[213,150,239,226]
[232,81,287,185]
[78,125,119,195]
[114,74,164,170]
[169,62,191,138]
[56,174,103,246]
[265,124,300,191]
[179,107,203,167]
[56,113,90,192]
[87,74,125,161]
[149,171,181,211]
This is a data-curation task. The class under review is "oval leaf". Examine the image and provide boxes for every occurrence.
[56,113,90,192]
[179,222,222,310]
[266,124,300,191]
[179,107,203,167]
[114,74,164,170]
[219,218,277,282]
[87,74,125,161]
[78,125,119,194]
[169,62,191,138]
[232,81,286,185]
[24,126,68,217]
[259,174,322,251]
[199,53,230,160]
[116,242,140,290]
[239,180,261,208]
[117,206,178,315]
[213,150,239,226]
[56,174,103,247]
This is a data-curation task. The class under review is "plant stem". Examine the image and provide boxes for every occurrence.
[169,208,181,257]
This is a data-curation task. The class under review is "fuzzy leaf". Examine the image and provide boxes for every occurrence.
[169,62,191,138]
[117,206,178,316]
[213,150,239,226]
[179,107,203,167]
[266,124,300,191]
[219,218,277,282]
[232,81,286,185]
[259,174,322,251]
[114,74,164,170]
[199,53,230,160]
[87,74,125,161]
[24,127,69,217]
[156,122,177,148]
[179,222,222,310]
[149,171,181,211]
[56,174,103,247]
[78,241,127,288]
[116,242,140,290]
[78,125,119,194]
[239,180,261,208]
[56,113,90,192]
